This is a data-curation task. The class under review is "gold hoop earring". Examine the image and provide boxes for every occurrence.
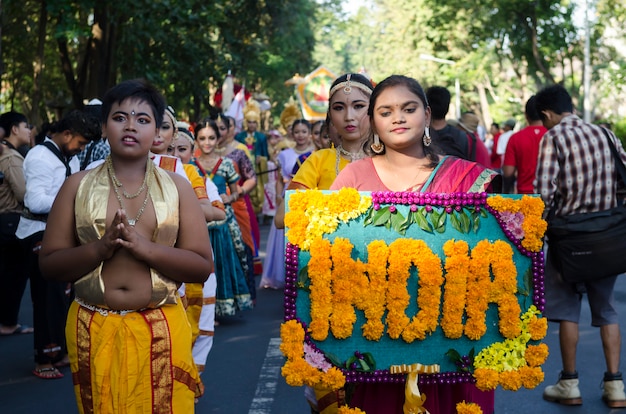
[371,134,384,154]
[423,127,431,147]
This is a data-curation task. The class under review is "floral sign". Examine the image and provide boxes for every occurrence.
[281,189,548,396]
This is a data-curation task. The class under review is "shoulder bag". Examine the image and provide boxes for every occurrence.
[547,128,626,283]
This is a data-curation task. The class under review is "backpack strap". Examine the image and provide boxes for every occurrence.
[42,141,71,177]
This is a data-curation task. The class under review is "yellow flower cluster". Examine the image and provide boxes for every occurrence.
[441,240,471,338]
[308,237,388,341]
[465,240,520,340]
[338,407,366,414]
[473,305,548,391]
[456,401,484,414]
[486,195,547,252]
[280,320,346,390]
[285,188,372,250]
[308,238,333,341]
[386,239,443,342]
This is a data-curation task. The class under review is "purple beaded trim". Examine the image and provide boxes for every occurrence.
[371,191,488,214]
[284,191,547,384]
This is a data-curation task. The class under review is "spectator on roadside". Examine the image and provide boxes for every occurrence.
[495,118,516,167]
[426,86,470,160]
[535,84,626,408]
[502,96,546,194]
[456,112,491,167]
[0,111,33,336]
[16,109,100,379]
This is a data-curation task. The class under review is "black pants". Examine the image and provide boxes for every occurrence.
[0,235,30,326]
[20,231,70,364]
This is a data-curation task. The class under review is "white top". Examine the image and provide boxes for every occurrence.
[16,138,80,239]
[496,130,515,156]
[205,177,221,204]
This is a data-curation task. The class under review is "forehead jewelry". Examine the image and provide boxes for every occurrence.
[343,74,352,95]
[131,110,136,116]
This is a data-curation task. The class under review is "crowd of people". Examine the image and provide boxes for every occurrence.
[0,72,625,413]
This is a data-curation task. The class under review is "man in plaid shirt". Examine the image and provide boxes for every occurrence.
[535,84,626,408]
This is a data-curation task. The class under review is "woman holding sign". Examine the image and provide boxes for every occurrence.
[331,74,501,413]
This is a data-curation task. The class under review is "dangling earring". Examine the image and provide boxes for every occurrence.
[371,134,384,154]
[423,127,431,147]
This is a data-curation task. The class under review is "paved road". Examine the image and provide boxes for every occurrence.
[2,223,626,413]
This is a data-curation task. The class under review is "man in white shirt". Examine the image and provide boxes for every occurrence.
[16,109,100,379]
[495,118,516,167]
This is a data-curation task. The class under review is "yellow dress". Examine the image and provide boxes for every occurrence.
[68,162,198,414]
[289,148,350,190]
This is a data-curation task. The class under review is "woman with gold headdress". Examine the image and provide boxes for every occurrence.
[274,73,374,231]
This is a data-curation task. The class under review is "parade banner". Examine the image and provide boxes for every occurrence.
[295,66,337,121]
[280,189,548,398]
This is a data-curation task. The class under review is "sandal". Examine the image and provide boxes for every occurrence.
[0,324,34,335]
[33,367,64,380]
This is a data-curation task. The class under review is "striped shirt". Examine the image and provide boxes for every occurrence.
[534,114,626,218]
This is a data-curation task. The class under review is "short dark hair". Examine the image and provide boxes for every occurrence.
[0,111,28,137]
[534,84,573,121]
[48,110,101,142]
[525,95,541,122]
[101,79,166,128]
[425,86,451,120]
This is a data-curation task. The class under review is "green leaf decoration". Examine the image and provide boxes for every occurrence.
[359,360,371,371]
[414,210,434,233]
[431,210,446,233]
[445,348,461,361]
[363,207,375,226]
[472,211,481,233]
[362,353,376,371]
[480,208,488,218]
[372,207,391,226]
[518,268,531,296]
[325,352,343,367]
[459,211,471,233]
[450,212,463,233]
[390,211,408,235]
[345,355,357,369]
[297,265,310,291]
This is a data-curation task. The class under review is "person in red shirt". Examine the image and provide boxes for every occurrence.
[489,122,502,170]
[502,95,547,193]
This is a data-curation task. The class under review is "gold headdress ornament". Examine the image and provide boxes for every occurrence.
[329,73,373,97]
[164,105,177,127]
[280,97,302,131]
[243,99,261,122]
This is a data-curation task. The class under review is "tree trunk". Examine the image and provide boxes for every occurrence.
[57,36,83,109]
[31,0,47,127]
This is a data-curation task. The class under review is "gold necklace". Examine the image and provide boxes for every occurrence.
[106,158,153,226]
[337,144,366,162]
[106,156,149,199]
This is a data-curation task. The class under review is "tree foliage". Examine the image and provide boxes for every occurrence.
[1,0,316,125]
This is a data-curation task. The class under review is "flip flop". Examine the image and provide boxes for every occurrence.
[32,367,64,380]
[0,324,34,335]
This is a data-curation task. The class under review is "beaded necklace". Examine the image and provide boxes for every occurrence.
[105,156,153,226]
